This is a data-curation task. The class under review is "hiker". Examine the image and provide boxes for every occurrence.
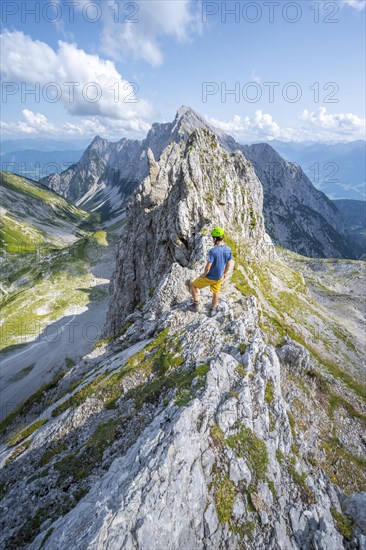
[189,227,232,316]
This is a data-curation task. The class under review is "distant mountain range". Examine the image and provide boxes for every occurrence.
[41,106,360,259]
[269,140,365,201]
[0,149,85,180]
[0,138,90,154]
[2,135,364,202]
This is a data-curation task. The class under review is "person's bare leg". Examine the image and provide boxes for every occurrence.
[211,292,219,309]
[191,282,199,303]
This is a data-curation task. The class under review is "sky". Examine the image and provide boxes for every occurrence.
[0,0,365,143]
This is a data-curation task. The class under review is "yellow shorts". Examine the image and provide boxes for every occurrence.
[192,275,224,294]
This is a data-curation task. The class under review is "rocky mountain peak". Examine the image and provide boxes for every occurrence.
[104,127,269,337]
[40,106,359,258]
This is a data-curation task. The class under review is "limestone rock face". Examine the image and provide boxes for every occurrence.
[104,127,268,337]
[9,297,343,550]
[241,143,355,258]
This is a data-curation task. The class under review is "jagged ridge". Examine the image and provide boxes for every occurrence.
[41,106,358,259]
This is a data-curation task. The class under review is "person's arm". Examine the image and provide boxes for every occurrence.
[223,259,232,278]
[200,262,212,278]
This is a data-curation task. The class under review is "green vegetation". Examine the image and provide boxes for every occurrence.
[304,348,366,403]
[238,343,247,354]
[0,366,70,439]
[8,419,47,446]
[210,424,225,447]
[0,213,45,253]
[5,439,32,464]
[232,521,255,541]
[265,380,274,404]
[8,363,35,382]
[213,472,236,523]
[267,479,277,499]
[0,482,6,499]
[229,390,239,400]
[1,171,82,213]
[307,369,366,421]
[85,418,120,461]
[93,321,133,350]
[287,413,296,438]
[322,436,366,494]
[39,528,54,549]
[54,454,87,483]
[235,364,247,377]
[40,442,67,467]
[0,217,113,352]
[65,357,75,369]
[130,360,209,410]
[330,507,354,540]
[124,330,206,408]
[52,419,121,486]
[288,464,317,505]
[249,205,257,230]
[226,235,366,409]
[52,329,208,416]
[226,423,268,483]
[52,372,109,416]
[11,507,49,547]
[0,171,94,256]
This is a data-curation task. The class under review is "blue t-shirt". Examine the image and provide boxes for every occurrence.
[206,244,232,280]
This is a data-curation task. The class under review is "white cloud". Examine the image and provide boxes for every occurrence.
[1,110,151,139]
[208,108,365,142]
[100,0,201,67]
[208,110,293,141]
[342,0,365,10]
[0,31,153,120]
[1,110,55,135]
[299,107,365,139]
[22,109,56,131]
[2,105,364,143]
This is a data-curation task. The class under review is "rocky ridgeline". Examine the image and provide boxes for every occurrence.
[104,127,268,337]
[0,125,365,549]
[41,106,358,259]
[1,291,365,549]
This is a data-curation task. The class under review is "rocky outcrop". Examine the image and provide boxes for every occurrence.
[103,127,268,337]
[40,107,219,218]
[41,135,143,217]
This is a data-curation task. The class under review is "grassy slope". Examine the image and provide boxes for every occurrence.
[0,171,115,352]
[225,236,366,493]
[0,230,116,352]
[226,237,364,388]
[0,171,99,253]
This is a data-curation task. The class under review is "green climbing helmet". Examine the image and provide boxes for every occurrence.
[211,227,225,238]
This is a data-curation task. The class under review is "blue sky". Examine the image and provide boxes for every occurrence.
[1,0,365,142]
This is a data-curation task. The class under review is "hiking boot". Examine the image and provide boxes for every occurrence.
[209,307,218,318]
[189,301,200,313]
